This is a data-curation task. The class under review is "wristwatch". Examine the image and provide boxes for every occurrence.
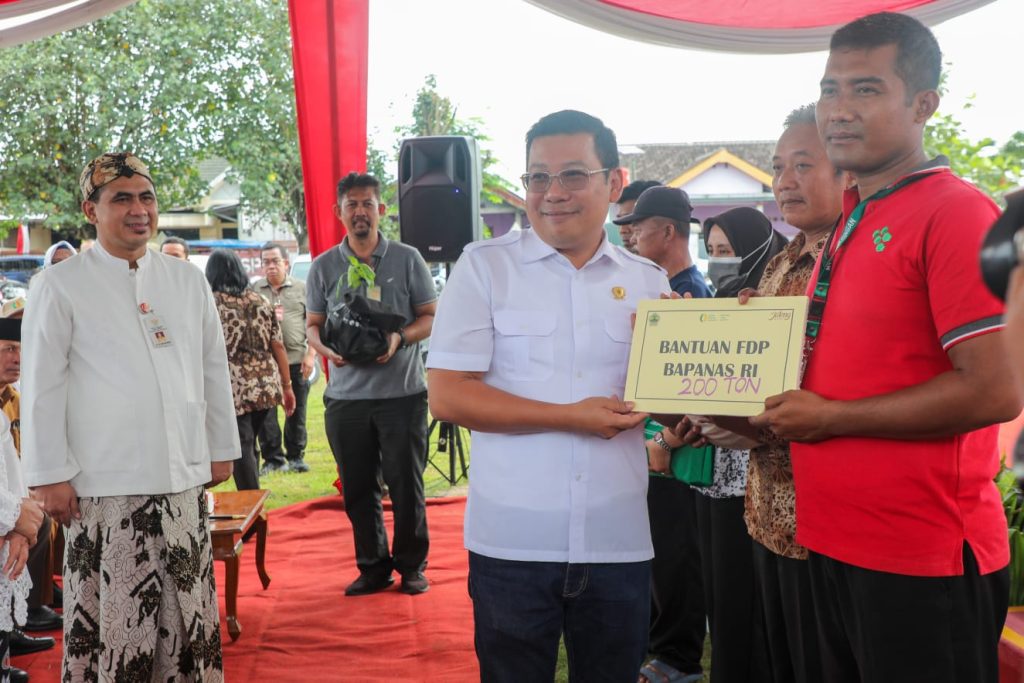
[397,328,408,349]
[653,431,673,453]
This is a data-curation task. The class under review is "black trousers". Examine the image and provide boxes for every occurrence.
[694,492,771,683]
[647,475,706,673]
[26,512,53,609]
[752,541,823,683]
[234,408,271,491]
[807,545,1008,683]
[259,363,310,465]
[324,392,429,577]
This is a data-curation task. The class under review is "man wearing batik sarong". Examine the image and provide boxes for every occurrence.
[21,153,240,682]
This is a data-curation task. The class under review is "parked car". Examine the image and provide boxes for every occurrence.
[290,253,311,282]
[0,278,27,303]
[0,255,44,284]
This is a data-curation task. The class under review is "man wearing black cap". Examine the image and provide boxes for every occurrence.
[616,185,710,683]
[0,308,61,670]
[614,180,662,253]
[0,316,47,683]
[616,185,710,298]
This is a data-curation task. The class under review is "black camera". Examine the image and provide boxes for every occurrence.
[980,189,1024,300]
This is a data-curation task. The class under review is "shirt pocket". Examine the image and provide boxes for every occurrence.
[493,310,557,382]
[603,316,634,388]
[184,401,208,465]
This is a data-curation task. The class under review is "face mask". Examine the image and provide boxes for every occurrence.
[707,256,742,291]
[707,234,775,291]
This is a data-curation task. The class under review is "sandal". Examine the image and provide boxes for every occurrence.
[638,658,704,683]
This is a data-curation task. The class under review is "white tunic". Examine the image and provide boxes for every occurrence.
[427,229,670,563]
[20,241,240,497]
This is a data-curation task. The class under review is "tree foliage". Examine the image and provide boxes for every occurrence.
[0,0,302,240]
[925,94,1023,202]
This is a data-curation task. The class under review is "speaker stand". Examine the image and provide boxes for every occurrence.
[427,419,469,486]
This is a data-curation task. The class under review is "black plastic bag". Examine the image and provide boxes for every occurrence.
[322,291,406,364]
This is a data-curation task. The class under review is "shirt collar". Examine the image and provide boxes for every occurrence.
[258,276,293,289]
[847,155,950,204]
[340,233,388,261]
[91,239,152,270]
[520,227,625,269]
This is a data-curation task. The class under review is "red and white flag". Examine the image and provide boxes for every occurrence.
[15,224,29,254]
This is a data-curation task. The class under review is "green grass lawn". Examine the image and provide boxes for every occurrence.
[213,373,710,681]
[211,373,469,509]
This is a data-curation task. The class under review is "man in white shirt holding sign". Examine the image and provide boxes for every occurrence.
[428,110,669,682]
[21,153,240,682]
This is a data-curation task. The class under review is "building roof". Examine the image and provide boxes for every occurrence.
[620,141,775,186]
[198,157,231,184]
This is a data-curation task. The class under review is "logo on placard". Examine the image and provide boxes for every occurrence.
[699,313,730,323]
[648,312,660,326]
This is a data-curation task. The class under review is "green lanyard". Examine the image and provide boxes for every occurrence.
[804,172,935,342]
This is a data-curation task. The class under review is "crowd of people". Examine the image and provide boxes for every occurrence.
[0,8,1019,683]
[426,10,1020,683]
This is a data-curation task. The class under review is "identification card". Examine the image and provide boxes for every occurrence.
[142,311,174,348]
[274,303,284,321]
[367,285,382,302]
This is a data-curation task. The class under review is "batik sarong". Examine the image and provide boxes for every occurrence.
[62,486,223,682]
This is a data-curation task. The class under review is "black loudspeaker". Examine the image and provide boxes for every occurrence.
[398,136,482,262]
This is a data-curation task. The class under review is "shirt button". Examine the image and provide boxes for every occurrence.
[575,475,582,481]
[576,372,583,378]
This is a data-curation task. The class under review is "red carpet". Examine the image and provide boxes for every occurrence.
[16,495,478,682]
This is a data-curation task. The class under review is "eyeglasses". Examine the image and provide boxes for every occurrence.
[520,168,610,193]
[263,258,285,266]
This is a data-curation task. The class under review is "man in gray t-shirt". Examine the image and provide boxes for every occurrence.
[306,172,437,596]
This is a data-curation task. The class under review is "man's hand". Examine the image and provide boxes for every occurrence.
[738,288,761,305]
[29,483,75,527]
[671,416,709,448]
[749,390,838,443]
[208,461,234,488]
[646,440,672,475]
[282,386,297,417]
[376,332,402,364]
[325,350,346,367]
[300,352,316,380]
[3,532,29,580]
[569,396,648,439]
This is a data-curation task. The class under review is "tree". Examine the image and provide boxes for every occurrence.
[0,0,301,241]
[209,1,306,247]
[925,92,1023,201]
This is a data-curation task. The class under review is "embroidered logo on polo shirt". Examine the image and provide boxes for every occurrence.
[872,226,892,252]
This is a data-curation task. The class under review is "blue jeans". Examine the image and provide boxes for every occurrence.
[468,552,651,683]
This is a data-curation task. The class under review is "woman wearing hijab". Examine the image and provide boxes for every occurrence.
[42,241,76,268]
[205,250,296,492]
[704,207,787,298]
[684,207,786,683]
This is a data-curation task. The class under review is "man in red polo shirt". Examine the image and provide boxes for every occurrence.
[751,12,1021,683]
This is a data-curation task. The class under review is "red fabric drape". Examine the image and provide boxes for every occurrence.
[287,0,368,257]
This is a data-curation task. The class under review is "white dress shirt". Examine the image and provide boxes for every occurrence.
[21,242,240,497]
[427,229,670,563]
